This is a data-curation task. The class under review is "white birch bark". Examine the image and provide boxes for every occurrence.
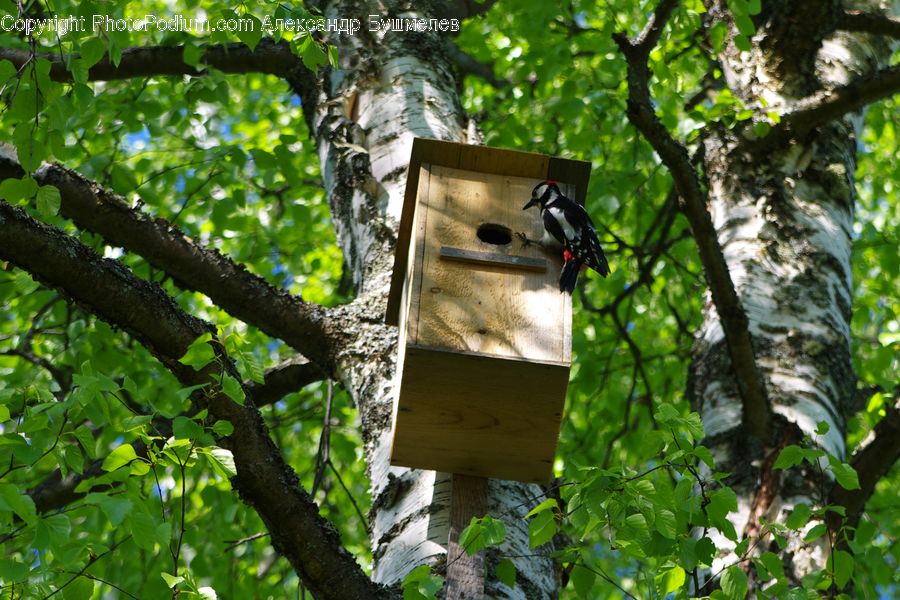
[693,0,897,586]
[306,1,560,596]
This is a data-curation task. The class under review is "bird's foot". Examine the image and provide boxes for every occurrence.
[516,232,544,248]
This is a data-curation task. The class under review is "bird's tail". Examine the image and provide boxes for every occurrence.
[559,260,581,294]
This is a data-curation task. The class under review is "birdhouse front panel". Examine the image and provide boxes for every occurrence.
[387,139,591,483]
[409,165,572,364]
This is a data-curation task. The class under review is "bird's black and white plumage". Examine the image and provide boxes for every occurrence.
[522,180,610,293]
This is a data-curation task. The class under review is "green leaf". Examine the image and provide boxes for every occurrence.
[179,333,216,370]
[183,43,205,68]
[831,549,853,588]
[128,510,159,550]
[526,498,558,518]
[655,508,677,539]
[496,558,516,588]
[301,40,328,71]
[734,15,755,37]
[804,522,828,542]
[571,564,595,597]
[0,405,9,422]
[36,184,61,217]
[161,572,185,588]
[92,494,133,526]
[238,350,265,384]
[753,121,770,138]
[656,565,686,595]
[760,551,785,581]
[14,121,48,172]
[401,564,443,600]
[459,518,485,553]
[734,34,752,52]
[773,445,804,470]
[815,420,830,435]
[212,420,234,437]
[78,38,106,68]
[528,509,557,548]
[173,415,205,440]
[0,59,16,83]
[102,443,138,472]
[721,565,748,599]
[684,412,705,440]
[0,483,38,525]
[786,503,811,530]
[624,512,650,542]
[0,175,38,203]
[61,577,94,600]
[828,456,860,490]
[654,403,680,423]
[204,447,237,478]
[327,45,339,68]
[220,373,245,405]
[236,15,263,51]
[693,445,715,467]
[0,558,29,582]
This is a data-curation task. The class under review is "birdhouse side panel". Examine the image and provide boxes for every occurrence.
[411,165,570,365]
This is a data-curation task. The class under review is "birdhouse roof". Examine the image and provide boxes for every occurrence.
[386,138,592,325]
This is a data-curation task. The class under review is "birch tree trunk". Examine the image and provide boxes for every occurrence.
[689,0,897,587]
[302,1,559,596]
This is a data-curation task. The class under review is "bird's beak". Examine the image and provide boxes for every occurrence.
[522,198,537,210]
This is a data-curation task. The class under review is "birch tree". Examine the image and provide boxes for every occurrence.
[0,0,897,599]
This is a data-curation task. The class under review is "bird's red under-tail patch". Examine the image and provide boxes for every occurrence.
[563,249,574,262]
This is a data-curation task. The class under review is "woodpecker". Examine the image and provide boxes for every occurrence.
[522,180,610,293]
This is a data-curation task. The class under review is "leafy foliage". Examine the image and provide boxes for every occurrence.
[0,0,897,598]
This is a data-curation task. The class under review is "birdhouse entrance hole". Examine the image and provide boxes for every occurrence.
[476,223,512,245]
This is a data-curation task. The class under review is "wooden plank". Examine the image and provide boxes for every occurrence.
[415,166,569,364]
[386,139,460,325]
[446,475,488,600]
[440,246,547,272]
[406,165,433,345]
[458,143,549,178]
[391,345,569,483]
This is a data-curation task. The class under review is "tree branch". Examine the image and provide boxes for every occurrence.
[0,39,302,83]
[246,355,327,405]
[0,154,338,376]
[0,200,389,600]
[444,41,507,87]
[836,9,900,39]
[613,0,771,438]
[28,355,325,515]
[747,63,900,150]
[830,391,900,530]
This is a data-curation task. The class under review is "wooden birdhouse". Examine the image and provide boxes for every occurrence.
[386,138,591,483]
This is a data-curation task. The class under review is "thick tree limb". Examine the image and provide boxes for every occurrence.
[746,63,900,150]
[0,200,390,600]
[0,39,302,83]
[613,0,771,438]
[830,392,900,530]
[0,154,338,376]
[836,9,900,39]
